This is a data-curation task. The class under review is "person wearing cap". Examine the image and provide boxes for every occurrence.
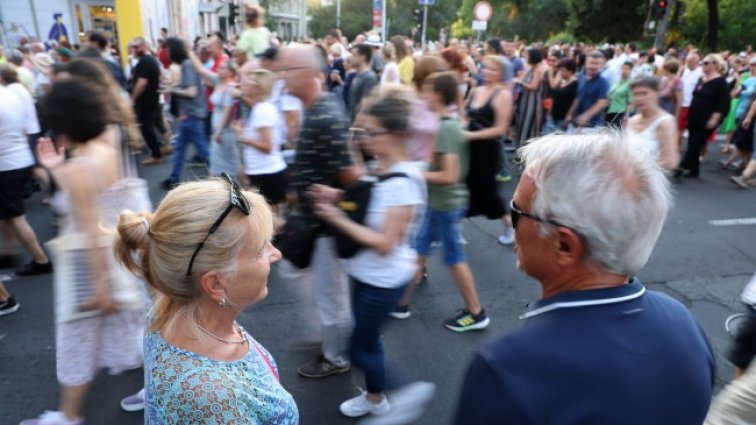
[454,131,714,425]
[363,34,384,77]
[237,4,271,64]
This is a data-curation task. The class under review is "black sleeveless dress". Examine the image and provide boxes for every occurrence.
[465,88,507,219]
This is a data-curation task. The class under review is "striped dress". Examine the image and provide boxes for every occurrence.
[515,67,546,145]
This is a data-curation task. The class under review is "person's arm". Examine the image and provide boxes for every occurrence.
[423,153,459,185]
[131,77,148,103]
[565,96,578,125]
[548,68,562,89]
[186,50,217,86]
[517,66,545,91]
[742,98,756,129]
[708,78,731,129]
[655,117,680,170]
[284,109,300,148]
[213,104,233,143]
[454,353,517,425]
[464,89,512,141]
[171,65,198,98]
[238,125,274,153]
[313,202,413,256]
[575,98,609,126]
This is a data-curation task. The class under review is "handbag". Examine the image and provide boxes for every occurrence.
[275,213,317,269]
[47,233,143,322]
[334,173,408,258]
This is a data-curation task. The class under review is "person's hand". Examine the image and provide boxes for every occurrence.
[36,137,65,169]
[213,133,222,144]
[312,201,345,223]
[82,289,118,315]
[742,117,752,129]
[706,117,718,130]
[306,184,343,205]
[574,114,588,127]
[231,120,244,136]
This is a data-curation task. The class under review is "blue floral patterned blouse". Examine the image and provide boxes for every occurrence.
[144,330,299,425]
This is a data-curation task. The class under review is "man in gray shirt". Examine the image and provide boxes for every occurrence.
[162,37,210,189]
[348,44,378,123]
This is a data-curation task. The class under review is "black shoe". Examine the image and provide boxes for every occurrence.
[443,308,491,332]
[672,169,684,179]
[161,179,179,191]
[297,354,350,378]
[16,260,53,276]
[390,304,412,319]
[0,254,23,269]
[0,296,19,316]
[682,171,699,179]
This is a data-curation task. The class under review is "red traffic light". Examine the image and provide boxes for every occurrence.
[658,0,667,7]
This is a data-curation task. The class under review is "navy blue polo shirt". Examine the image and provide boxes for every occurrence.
[454,279,714,425]
[575,71,610,127]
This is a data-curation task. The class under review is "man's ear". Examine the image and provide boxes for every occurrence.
[554,227,585,267]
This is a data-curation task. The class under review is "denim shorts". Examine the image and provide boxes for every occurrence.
[414,207,466,266]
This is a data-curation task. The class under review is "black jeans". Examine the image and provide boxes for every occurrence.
[680,125,710,176]
[136,107,162,159]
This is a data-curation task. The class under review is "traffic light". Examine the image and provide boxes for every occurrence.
[672,1,686,26]
[413,8,423,29]
[655,0,668,17]
[229,3,239,26]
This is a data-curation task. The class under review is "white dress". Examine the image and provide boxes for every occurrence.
[628,114,675,163]
[50,179,145,386]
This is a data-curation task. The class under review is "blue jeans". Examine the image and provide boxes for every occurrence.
[170,116,210,182]
[414,207,467,266]
[350,278,407,394]
[543,116,566,135]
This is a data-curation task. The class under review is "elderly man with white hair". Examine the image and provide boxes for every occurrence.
[454,131,715,425]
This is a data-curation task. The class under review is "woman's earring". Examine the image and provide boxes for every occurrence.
[219,298,227,308]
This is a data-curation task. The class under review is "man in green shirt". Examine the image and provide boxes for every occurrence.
[392,72,490,333]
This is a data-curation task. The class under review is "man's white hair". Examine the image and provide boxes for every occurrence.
[518,129,672,276]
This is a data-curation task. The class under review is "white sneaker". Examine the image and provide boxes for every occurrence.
[497,228,515,245]
[358,381,437,425]
[19,411,83,425]
[340,391,391,417]
[120,388,145,412]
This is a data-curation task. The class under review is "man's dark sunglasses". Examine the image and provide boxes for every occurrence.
[186,173,251,277]
[510,199,567,229]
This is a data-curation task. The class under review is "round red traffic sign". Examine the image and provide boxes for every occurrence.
[473,1,493,21]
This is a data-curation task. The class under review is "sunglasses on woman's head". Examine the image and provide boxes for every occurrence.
[185,173,251,277]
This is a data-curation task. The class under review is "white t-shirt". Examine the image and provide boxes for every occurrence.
[242,100,287,175]
[271,79,302,146]
[345,162,427,289]
[380,61,401,86]
[8,82,41,135]
[34,72,50,99]
[0,86,34,171]
[681,66,704,107]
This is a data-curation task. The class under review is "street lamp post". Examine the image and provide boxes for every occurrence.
[336,0,340,29]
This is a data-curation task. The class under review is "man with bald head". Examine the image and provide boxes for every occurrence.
[455,132,714,424]
[277,45,362,379]
[131,36,165,164]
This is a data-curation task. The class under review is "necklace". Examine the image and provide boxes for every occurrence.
[197,321,248,344]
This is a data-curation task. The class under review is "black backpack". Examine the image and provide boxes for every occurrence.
[335,172,408,258]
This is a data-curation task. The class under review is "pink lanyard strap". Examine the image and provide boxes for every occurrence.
[251,339,280,382]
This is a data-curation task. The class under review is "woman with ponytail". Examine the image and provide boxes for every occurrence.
[114,177,298,425]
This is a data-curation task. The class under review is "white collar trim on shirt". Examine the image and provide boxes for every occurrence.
[519,286,646,320]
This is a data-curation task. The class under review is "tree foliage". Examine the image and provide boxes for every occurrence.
[565,0,647,43]
[677,0,753,52]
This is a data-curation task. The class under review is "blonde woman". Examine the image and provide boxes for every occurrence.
[237,5,271,64]
[114,177,297,424]
[390,36,414,85]
[380,43,400,86]
[233,69,287,214]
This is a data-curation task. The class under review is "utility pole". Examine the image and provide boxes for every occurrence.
[421,4,428,46]
[654,0,675,50]
[336,0,340,29]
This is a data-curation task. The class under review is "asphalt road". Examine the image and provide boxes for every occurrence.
[2,145,755,425]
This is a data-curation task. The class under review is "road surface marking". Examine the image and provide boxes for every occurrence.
[709,217,756,226]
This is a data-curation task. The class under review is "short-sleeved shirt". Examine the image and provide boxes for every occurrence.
[144,331,298,425]
[293,93,353,217]
[348,70,378,121]
[133,54,161,111]
[7,82,40,135]
[454,279,715,425]
[345,161,426,288]
[177,59,207,119]
[243,100,286,175]
[237,27,271,59]
[427,117,469,212]
[607,78,632,114]
[736,77,756,119]
[576,72,610,127]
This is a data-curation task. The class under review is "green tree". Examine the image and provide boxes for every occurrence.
[565,0,647,43]
[677,0,752,52]
[307,0,373,41]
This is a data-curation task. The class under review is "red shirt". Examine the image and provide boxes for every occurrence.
[158,47,170,69]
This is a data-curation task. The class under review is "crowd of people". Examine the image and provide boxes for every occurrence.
[2,3,756,424]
